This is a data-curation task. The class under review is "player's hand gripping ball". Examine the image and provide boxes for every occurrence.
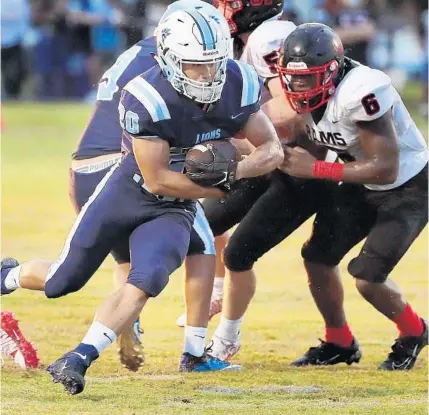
[185,139,240,191]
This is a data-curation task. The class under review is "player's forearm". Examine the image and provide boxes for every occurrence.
[235,139,284,180]
[145,170,223,199]
[341,159,398,184]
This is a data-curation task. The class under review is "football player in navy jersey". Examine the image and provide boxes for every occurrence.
[68,0,228,372]
[176,0,301,328]
[1,8,283,393]
[70,37,155,373]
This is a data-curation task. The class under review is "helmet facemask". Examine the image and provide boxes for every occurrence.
[214,0,244,34]
[214,0,283,36]
[278,60,340,114]
[161,48,229,104]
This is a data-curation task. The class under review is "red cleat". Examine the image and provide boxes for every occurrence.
[1,311,39,369]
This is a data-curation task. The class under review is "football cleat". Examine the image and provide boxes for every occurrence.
[209,332,241,362]
[1,257,19,295]
[378,319,428,371]
[176,297,223,328]
[1,311,39,369]
[47,350,95,395]
[117,318,144,372]
[291,338,361,366]
[179,351,241,372]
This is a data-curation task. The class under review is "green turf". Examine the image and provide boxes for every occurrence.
[1,85,428,414]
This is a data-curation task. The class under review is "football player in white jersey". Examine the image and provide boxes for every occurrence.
[276,23,428,370]
[176,0,300,328]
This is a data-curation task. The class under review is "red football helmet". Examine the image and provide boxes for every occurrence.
[214,0,284,35]
[277,23,345,113]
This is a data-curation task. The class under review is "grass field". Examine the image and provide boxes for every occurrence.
[1,85,428,414]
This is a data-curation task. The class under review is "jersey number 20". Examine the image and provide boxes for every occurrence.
[118,103,139,134]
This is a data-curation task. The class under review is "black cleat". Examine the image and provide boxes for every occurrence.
[47,351,90,395]
[291,338,361,366]
[378,319,428,371]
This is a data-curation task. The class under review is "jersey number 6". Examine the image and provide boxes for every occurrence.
[361,93,380,116]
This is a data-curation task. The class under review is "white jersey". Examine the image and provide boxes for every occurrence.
[304,64,428,190]
[239,19,297,82]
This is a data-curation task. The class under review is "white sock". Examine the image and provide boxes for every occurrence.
[214,315,242,342]
[4,265,22,291]
[184,326,207,357]
[81,321,117,353]
[212,276,224,300]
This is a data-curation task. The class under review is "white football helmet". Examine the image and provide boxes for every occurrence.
[156,9,231,103]
[159,0,230,35]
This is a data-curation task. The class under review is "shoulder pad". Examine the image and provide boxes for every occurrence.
[334,66,394,122]
[228,59,262,107]
[123,74,171,123]
[241,20,296,79]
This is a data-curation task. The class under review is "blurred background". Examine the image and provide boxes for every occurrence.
[1,0,427,116]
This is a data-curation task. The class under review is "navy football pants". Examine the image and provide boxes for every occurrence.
[46,163,194,298]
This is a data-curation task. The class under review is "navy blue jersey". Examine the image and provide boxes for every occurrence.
[73,37,157,160]
[119,59,262,179]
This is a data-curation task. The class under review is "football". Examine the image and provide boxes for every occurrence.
[185,139,240,187]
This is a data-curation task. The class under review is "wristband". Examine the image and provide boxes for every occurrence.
[312,160,344,181]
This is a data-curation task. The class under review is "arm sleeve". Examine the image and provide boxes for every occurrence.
[248,77,264,115]
[234,60,263,114]
[119,89,171,143]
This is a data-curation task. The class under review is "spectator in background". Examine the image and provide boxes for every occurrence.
[280,3,302,25]
[1,0,31,99]
[67,0,126,100]
[309,0,375,64]
[31,0,71,100]
[113,0,147,48]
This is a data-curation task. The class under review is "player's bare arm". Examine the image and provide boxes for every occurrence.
[353,109,399,183]
[234,109,283,180]
[133,137,225,199]
[262,94,305,143]
[231,94,302,156]
[266,77,284,98]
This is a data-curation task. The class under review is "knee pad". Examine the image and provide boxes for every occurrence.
[45,270,89,298]
[301,241,342,267]
[223,243,254,272]
[348,255,390,283]
[127,265,170,297]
